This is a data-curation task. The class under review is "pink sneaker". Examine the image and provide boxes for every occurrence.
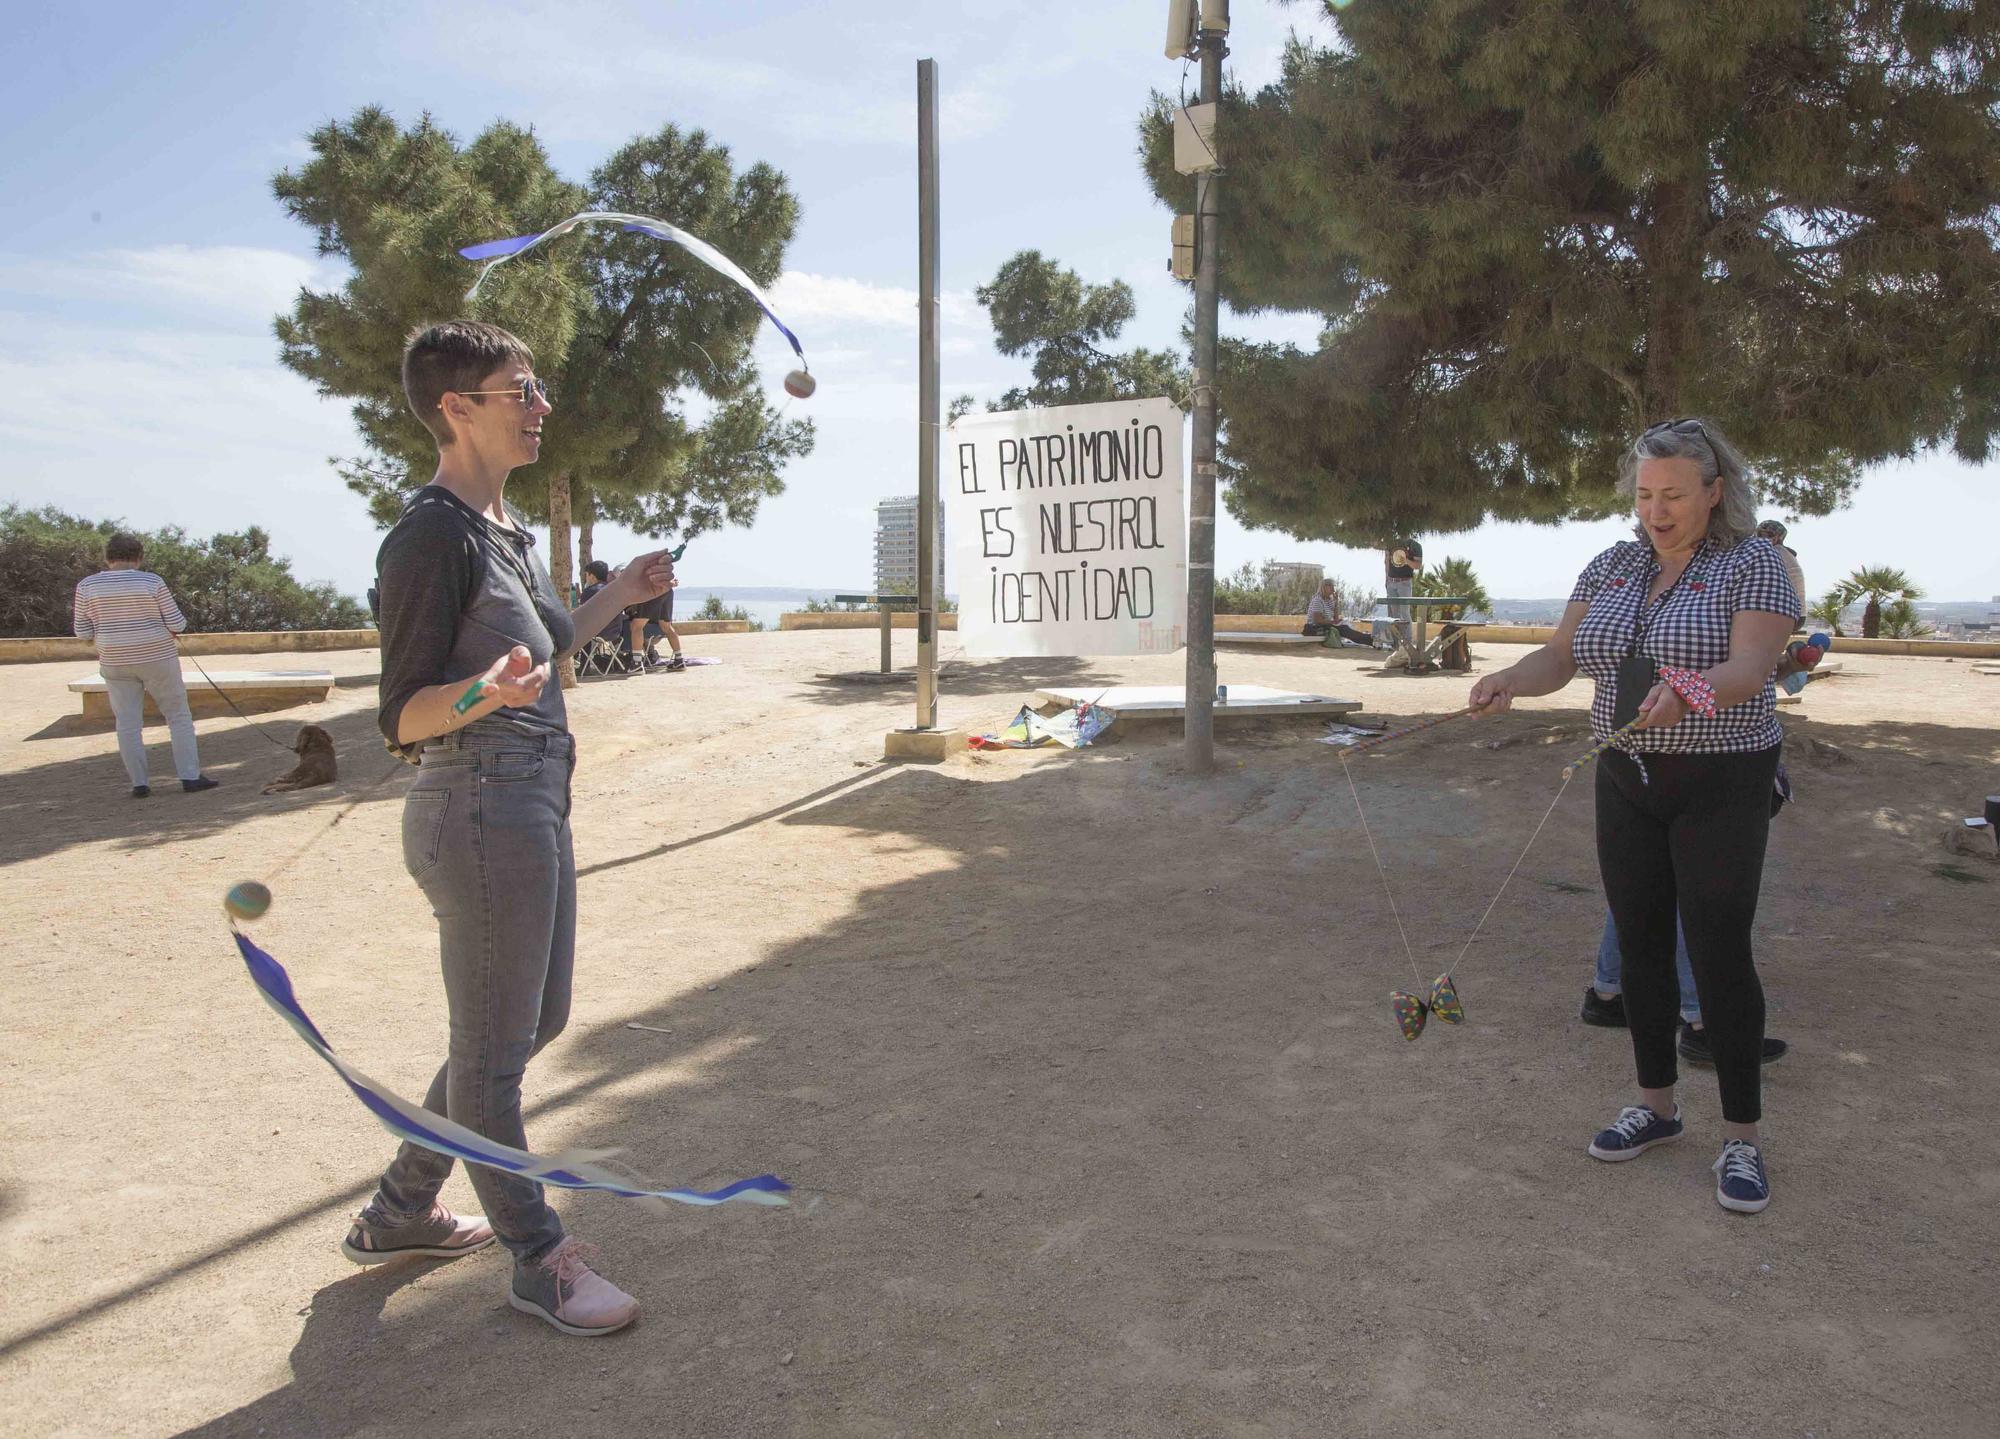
[508,1238,640,1337]
[341,1202,495,1265]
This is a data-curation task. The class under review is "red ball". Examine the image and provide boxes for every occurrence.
[1796,643,1823,666]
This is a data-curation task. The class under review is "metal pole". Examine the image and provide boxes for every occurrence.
[915,59,942,730]
[1184,23,1225,773]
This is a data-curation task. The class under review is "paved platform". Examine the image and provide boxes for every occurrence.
[1032,683,1361,721]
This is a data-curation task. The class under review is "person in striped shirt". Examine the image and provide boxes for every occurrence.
[71,534,217,798]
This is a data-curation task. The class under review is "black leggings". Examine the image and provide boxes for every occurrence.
[1595,744,1780,1124]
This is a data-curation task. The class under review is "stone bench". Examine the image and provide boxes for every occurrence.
[1216,630,1323,647]
[68,669,335,722]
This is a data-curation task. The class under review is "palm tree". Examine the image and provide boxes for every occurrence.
[1806,589,1850,638]
[1877,598,1936,640]
[1837,567,1924,639]
[1414,556,1492,619]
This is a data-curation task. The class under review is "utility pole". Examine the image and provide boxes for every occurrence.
[1183,2,1227,773]
[915,58,941,732]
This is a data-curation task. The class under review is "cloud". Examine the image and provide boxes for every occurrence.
[772,271,979,330]
[0,245,346,329]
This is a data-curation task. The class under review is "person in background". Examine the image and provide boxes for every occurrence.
[1303,578,1376,648]
[1375,539,1423,654]
[1756,520,1806,610]
[1470,416,1799,1215]
[624,558,684,672]
[71,533,219,799]
[1583,908,1789,1065]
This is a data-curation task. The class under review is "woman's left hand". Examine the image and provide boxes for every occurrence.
[616,548,676,602]
[1634,680,1689,730]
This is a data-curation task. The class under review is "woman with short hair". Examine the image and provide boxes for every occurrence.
[1471,417,1800,1214]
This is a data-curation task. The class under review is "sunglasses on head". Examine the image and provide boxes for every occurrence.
[449,377,549,407]
[1641,416,1708,442]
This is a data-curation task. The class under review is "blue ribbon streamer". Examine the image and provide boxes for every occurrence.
[457,210,808,367]
[233,930,790,1209]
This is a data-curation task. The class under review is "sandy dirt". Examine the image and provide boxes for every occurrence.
[1,630,1996,1437]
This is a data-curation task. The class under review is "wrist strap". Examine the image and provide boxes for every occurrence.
[1658,666,1717,718]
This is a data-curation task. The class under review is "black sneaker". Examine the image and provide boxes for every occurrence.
[131,785,151,799]
[1679,1022,1789,1066]
[182,776,220,793]
[1580,987,1627,1028]
[663,654,687,671]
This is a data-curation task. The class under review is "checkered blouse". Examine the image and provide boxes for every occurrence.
[1567,535,1801,755]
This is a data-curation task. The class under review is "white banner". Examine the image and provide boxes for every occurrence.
[946,397,1186,657]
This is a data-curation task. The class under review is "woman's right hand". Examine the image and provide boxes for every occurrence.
[473,645,550,710]
[1469,668,1516,716]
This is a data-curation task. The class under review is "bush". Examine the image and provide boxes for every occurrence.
[1213,561,1367,618]
[691,593,765,632]
[0,506,369,637]
[800,595,868,613]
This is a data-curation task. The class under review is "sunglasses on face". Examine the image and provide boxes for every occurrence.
[450,377,550,407]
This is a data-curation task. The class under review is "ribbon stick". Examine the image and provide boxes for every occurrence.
[1335,705,1479,759]
[459,210,807,368]
[233,931,790,1209]
[1561,717,1645,780]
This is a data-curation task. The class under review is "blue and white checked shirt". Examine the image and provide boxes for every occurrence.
[1568,535,1801,755]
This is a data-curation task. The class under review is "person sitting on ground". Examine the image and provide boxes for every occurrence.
[71,532,219,798]
[1302,579,1376,648]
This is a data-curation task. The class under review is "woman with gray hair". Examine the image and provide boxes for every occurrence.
[1469,417,1800,1214]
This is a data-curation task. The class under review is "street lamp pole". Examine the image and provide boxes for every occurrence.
[1183,4,1226,773]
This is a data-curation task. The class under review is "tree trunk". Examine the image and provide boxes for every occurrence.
[1862,596,1881,639]
[577,486,594,572]
[1640,177,1704,422]
[547,472,577,689]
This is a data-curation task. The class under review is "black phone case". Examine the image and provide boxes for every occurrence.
[1612,653,1658,729]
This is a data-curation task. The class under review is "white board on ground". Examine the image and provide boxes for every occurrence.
[947,397,1185,658]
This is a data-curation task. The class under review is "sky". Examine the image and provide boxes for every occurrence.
[3,0,1997,605]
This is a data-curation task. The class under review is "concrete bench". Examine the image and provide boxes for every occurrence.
[1217,630,1323,646]
[68,669,334,722]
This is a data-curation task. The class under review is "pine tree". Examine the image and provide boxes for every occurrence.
[965,251,1188,412]
[1140,2,2000,545]
[272,108,812,614]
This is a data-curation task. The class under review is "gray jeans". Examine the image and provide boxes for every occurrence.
[369,724,577,1260]
[99,657,202,785]
[1372,577,1415,649]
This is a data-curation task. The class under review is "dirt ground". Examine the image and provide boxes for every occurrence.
[2,630,1996,1438]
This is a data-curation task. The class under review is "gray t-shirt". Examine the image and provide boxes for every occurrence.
[376,485,575,753]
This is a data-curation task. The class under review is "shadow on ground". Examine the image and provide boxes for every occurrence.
[151,712,2000,1435]
[793,653,1119,707]
[0,704,409,868]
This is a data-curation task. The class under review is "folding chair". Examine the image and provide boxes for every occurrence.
[574,635,623,678]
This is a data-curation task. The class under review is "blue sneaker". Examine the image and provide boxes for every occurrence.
[1588,1104,1684,1161]
[1713,1140,1771,1213]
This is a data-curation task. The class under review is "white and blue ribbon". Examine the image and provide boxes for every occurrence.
[459,210,808,367]
[233,930,790,1209]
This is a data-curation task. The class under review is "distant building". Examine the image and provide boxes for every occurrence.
[1261,561,1324,593]
[873,496,945,596]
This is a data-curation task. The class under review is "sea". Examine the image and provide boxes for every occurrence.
[671,587,920,631]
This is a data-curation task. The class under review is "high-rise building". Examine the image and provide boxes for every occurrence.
[873,496,945,596]
[1261,560,1324,593]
